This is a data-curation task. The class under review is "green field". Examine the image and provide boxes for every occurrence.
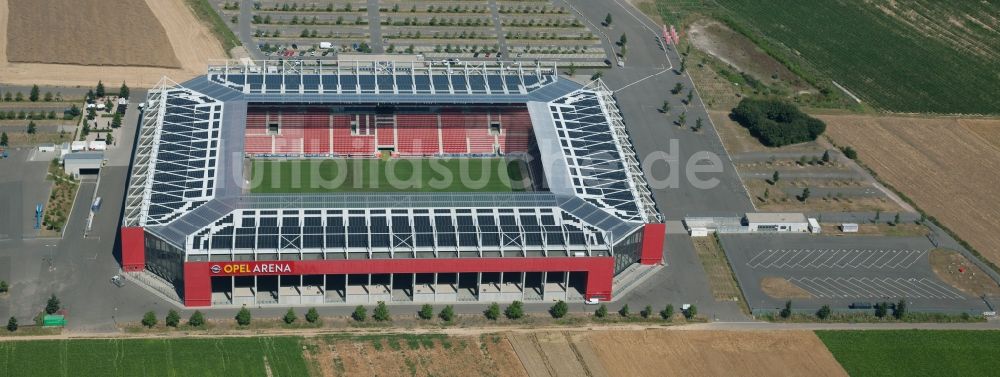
[657,0,1000,114]
[250,158,526,193]
[715,0,1000,114]
[0,337,309,377]
[816,330,1000,377]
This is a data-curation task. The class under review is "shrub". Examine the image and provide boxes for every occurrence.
[893,300,907,320]
[165,310,181,327]
[779,301,792,319]
[45,294,60,314]
[683,305,698,319]
[141,311,158,328]
[7,317,17,332]
[618,304,630,318]
[660,304,674,320]
[283,308,297,324]
[641,305,653,319]
[485,303,500,320]
[595,304,608,318]
[235,306,252,326]
[731,98,826,147]
[188,310,205,327]
[840,146,858,160]
[439,305,455,322]
[352,305,367,322]
[373,301,391,321]
[0,280,8,293]
[548,301,567,319]
[418,304,434,320]
[816,305,831,320]
[305,308,320,323]
[506,301,526,319]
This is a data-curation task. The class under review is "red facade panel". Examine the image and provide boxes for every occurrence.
[183,262,212,307]
[120,227,146,272]
[639,223,666,265]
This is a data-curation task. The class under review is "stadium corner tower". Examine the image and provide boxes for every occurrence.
[120,60,663,307]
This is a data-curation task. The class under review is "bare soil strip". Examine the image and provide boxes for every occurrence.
[761,276,813,299]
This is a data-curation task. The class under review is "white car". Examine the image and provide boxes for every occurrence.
[584,298,600,305]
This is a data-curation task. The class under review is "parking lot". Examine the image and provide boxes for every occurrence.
[719,234,989,313]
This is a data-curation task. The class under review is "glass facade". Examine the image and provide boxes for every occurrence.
[145,235,185,297]
[612,228,644,275]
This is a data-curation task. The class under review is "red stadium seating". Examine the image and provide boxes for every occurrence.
[245,106,533,157]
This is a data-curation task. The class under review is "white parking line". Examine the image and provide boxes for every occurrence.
[748,249,776,267]
[813,249,841,268]
[881,250,907,269]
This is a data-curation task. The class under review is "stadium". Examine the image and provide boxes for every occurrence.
[119,59,663,307]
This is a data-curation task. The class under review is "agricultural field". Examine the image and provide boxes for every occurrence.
[582,330,847,377]
[0,337,311,377]
[816,330,1000,377]
[0,0,226,87]
[250,158,526,193]
[304,333,527,377]
[709,0,1000,114]
[822,114,1000,268]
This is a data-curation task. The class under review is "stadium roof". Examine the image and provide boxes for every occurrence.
[124,61,660,259]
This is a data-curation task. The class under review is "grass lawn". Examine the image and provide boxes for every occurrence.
[250,158,526,193]
[0,337,309,377]
[816,330,1000,377]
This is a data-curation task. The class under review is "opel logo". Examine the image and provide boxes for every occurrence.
[210,264,222,274]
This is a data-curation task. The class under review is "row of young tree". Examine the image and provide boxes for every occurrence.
[730,98,826,147]
[0,82,129,104]
[777,300,908,321]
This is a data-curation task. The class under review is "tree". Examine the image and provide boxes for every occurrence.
[840,146,857,160]
[111,113,122,129]
[893,300,907,320]
[485,302,500,320]
[141,311,158,328]
[0,280,7,293]
[683,305,697,319]
[680,57,687,73]
[671,82,684,95]
[283,308,297,324]
[235,306,252,326]
[352,305,367,322]
[548,301,567,319]
[730,98,826,147]
[779,301,792,319]
[96,81,105,98]
[694,117,704,131]
[45,294,60,314]
[660,304,674,320]
[893,213,901,226]
[44,92,53,102]
[772,171,780,185]
[6,317,17,332]
[618,304,630,318]
[306,308,320,323]
[567,62,576,76]
[27,121,37,135]
[918,212,927,225]
[506,301,526,319]
[874,302,888,318]
[163,309,180,327]
[0,132,7,147]
[439,305,455,322]
[595,304,608,318]
[686,89,694,104]
[418,304,434,320]
[822,150,831,164]
[677,112,687,128]
[604,13,612,26]
[800,187,810,202]
[15,92,23,101]
[188,310,205,327]
[816,305,831,320]
[874,210,881,223]
[618,33,627,46]
[119,82,130,99]
[3,91,10,101]
[763,187,770,201]
[373,301,391,321]
[29,85,39,102]
[660,101,670,114]
[641,305,653,319]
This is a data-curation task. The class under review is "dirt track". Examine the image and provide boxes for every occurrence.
[0,0,225,87]
[823,114,1000,267]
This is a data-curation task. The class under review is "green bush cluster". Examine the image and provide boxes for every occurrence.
[731,98,826,147]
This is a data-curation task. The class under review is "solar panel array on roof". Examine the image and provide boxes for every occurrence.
[143,88,223,226]
[189,206,606,256]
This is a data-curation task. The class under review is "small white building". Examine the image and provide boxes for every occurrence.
[70,141,87,152]
[689,227,710,237]
[841,223,859,233]
[37,143,56,152]
[88,140,107,151]
[746,213,810,232]
[319,41,333,49]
